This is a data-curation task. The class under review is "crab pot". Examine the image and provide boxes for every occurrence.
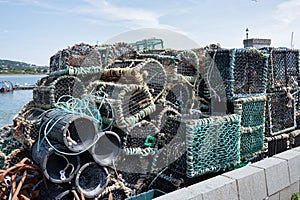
[176,50,199,83]
[137,59,167,101]
[37,181,73,200]
[13,101,44,149]
[150,105,181,131]
[289,130,300,148]
[260,48,300,92]
[49,43,105,73]
[126,120,159,148]
[75,162,108,198]
[88,82,156,128]
[31,141,80,183]
[91,131,121,166]
[265,91,296,136]
[42,109,98,152]
[194,76,211,113]
[209,48,268,98]
[165,114,241,178]
[265,134,289,157]
[33,75,85,109]
[0,125,23,169]
[164,81,194,114]
[125,189,166,200]
[233,96,266,160]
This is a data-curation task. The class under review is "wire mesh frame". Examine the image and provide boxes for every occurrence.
[12,101,44,149]
[229,48,268,98]
[104,58,167,102]
[88,81,156,128]
[262,48,300,92]
[33,75,86,109]
[0,125,25,169]
[176,50,200,84]
[265,91,296,136]
[162,77,195,114]
[168,114,241,178]
[233,96,266,160]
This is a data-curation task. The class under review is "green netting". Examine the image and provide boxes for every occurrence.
[166,114,240,178]
[185,114,241,177]
[233,96,266,160]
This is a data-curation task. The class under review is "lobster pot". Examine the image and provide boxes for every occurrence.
[138,51,178,84]
[151,169,185,193]
[295,92,300,128]
[42,109,98,152]
[37,181,73,200]
[13,101,44,149]
[233,96,266,160]
[31,141,80,183]
[90,82,156,128]
[164,114,241,178]
[115,153,150,191]
[90,131,121,166]
[176,50,200,83]
[164,81,194,114]
[265,134,289,157]
[261,48,300,91]
[0,125,26,169]
[194,77,211,113]
[126,120,159,148]
[49,43,108,73]
[75,162,108,198]
[100,67,143,85]
[289,130,300,148]
[209,49,268,98]
[33,75,85,109]
[265,91,296,136]
[150,106,181,131]
[125,189,165,200]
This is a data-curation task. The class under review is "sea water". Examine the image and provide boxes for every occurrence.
[0,74,46,127]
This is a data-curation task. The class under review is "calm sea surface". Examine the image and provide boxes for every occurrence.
[0,74,46,127]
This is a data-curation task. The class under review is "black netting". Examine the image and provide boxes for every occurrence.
[265,92,295,136]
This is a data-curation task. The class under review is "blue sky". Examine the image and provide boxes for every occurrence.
[0,0,299,66]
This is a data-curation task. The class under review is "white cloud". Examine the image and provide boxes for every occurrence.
[274,0,300,24]
[80,0,176,30]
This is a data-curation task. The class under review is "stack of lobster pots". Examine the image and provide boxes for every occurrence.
[1,41,300,200]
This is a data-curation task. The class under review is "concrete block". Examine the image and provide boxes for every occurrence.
[293,146,300,152]
[267,192,279,200]
[251,157,290,195]
[274,150,300,184]
[153,188,200,200]
[223,165,267,200]
[279,182,299,200]
[188,175,238,200]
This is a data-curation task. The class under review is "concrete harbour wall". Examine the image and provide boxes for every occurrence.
[154,146,300,200]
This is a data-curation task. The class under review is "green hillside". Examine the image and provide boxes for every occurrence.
[0,59,48,74]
